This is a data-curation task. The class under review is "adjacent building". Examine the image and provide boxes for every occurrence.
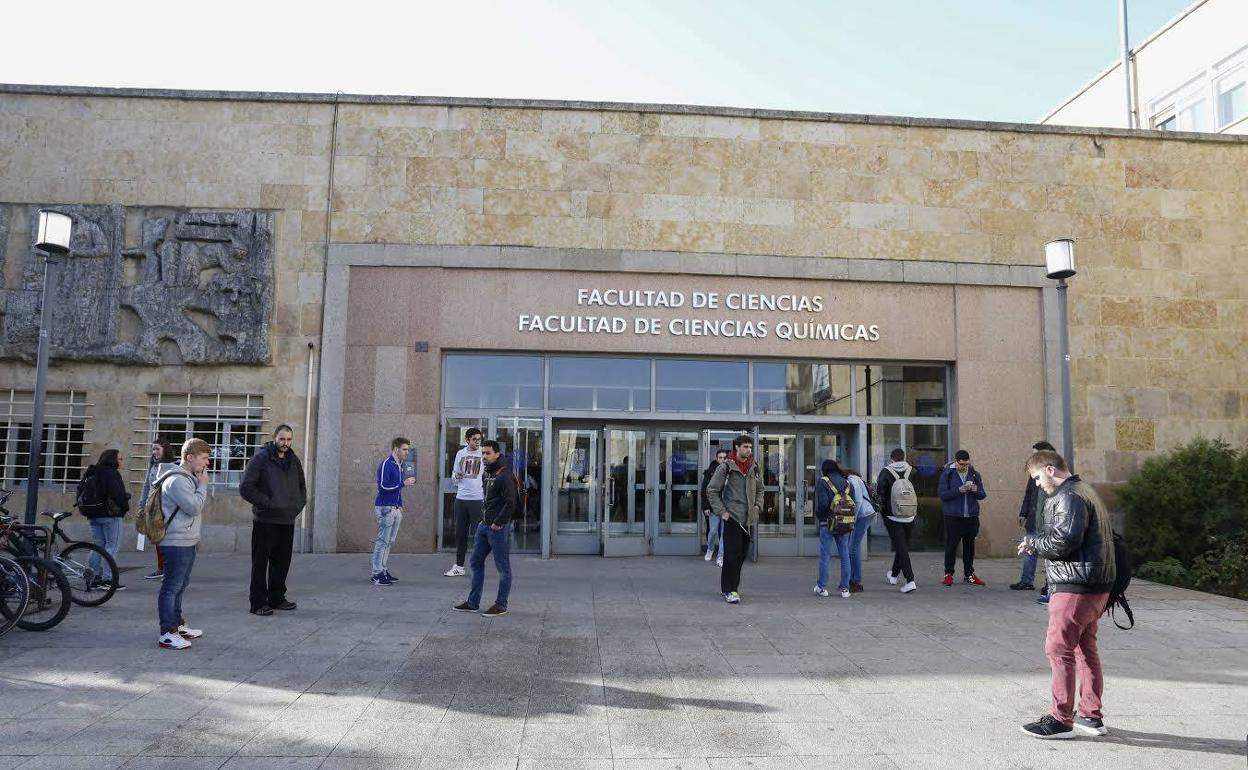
[1,83,1244,560]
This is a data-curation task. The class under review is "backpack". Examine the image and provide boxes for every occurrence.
[821,476,856,535]
[75,469,109,517]
[886,467,918,521]
[135,469,190,544]
[1107,531,1134,629]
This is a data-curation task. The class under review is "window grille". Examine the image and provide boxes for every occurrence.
[0,390,92,492]
[134,393,268,491]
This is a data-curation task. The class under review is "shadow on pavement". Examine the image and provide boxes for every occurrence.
[1096,728,1246,758]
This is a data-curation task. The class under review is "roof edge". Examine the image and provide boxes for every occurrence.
[2,82,1246,144]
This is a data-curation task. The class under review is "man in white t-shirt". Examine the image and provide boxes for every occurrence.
[445,428,484,577]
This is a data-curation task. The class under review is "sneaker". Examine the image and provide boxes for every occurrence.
[1021,714,1074,739]
[813,585,830,597]
[273,601,297,611]
[453,601,479,612]
[384,570,398,582]
[444,565,466,577]
[886,571,898,586]
[1010,581,1034,591]
[723,592,740,604]
[481,604,508,617]
[943,574,954,587]
[177,624,203,639]
[1073,715,1108,737]
[95,581,125,592]
[849,582,864,593]
[901,581,917,594]
[839,589,851,598]
[964,574,986,587]
[250,605,274,616]
[158,632,192,650]
[704,549,713,562]
[144,570,164,580]
[371,572,392,586]
[1037,593,1051,605]
[716,555,724,568]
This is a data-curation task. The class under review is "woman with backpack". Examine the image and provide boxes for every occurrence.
[840,462,877,594]
[813,459,854,599]
[79,448,131,591]
[138,440,175,580]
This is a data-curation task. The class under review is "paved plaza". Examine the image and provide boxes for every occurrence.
[1,550,1245,769]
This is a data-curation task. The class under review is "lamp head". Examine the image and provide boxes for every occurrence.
[35,210,73,255]
[1044,238,1076,280]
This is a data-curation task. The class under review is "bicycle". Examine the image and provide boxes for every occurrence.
[0,553,30,638]
[0,489,118,607]
[0,507,73,632]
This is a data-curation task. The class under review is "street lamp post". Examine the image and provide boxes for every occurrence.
[24,210,73,525]
[1045,239,1077,469]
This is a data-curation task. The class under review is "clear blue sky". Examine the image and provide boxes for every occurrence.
[2,0,1194,122]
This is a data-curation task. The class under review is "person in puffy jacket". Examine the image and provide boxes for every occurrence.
[1018,449,1115,740]
[80,448,130,590]
[938,449,987,586]
[240,425,307,616]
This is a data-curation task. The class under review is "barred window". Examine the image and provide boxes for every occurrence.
[136,393,267,491]
[0,390,91,491]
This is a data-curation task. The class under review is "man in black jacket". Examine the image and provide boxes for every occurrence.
[454,440,516,617]
[240,424,307,616]
[1018,449,1115,740]
[1012,440,1054,592]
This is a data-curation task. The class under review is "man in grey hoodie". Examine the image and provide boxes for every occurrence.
[156,438,210,650]
[877,448,919,593]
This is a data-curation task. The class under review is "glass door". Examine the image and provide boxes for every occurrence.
[756,433,799,556]
[603,427,649,557]
[496,417,544,552]
[553,428,601,554]
[655,430,701,555]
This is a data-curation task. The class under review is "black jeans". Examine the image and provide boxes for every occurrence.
[452,499,482,567]
[944,516,979,577]
[884,517,915,582]
[250,521,294,610]
[719,518,751,595]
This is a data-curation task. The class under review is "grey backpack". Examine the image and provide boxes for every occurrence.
[887,467,918,521]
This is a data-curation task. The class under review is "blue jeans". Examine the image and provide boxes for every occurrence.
[816,525,851,593]
[88,517,122,582]
[467,523,512,609]
[157,545,196,634]
[371,506,403,574]
[705,513,724,558]
[1020,550,1038,584]
[848,516,872,585]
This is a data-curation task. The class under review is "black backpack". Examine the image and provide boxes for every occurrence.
[75,469,108,517]
[1107,531,1134,629]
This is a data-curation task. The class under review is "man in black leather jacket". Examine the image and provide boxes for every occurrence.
[1017,449,1115,741]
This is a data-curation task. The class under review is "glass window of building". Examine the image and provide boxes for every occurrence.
[1217,74,1246,128]
[549,357,651,411]
[655,359,748,413]
[855,365,947,417]
[443,354,543,409]
[752,362,851,415]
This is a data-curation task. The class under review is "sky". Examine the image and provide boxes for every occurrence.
[1,0,1195,123]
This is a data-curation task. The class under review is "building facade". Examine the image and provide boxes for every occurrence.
[1,85,1244,558]
[1042,0,1248,135]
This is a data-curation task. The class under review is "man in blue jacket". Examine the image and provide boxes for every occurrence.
[372,437,414,586]
[938,449,988,586]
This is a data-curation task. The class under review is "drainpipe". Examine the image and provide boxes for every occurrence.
[299,341,315,552]
[1119,0,1136,128]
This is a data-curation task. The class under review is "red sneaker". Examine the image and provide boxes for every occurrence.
[964,574,986,586]
[942,574,954,587]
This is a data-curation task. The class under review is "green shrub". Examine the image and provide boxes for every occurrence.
[1135,557,1191,587]
[1189,533,1248,600]
[1118,437,1248,567]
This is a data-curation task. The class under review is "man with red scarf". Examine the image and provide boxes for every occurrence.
[705,435,764,604]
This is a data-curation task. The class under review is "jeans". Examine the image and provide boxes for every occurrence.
[371,506,403,574]
[705,512,724,558]
[88,517,122,582]
[943,516,980,576]
[1045,592,1109,724]
[1020,550,1038,584]
[883,517,915,583]
[848,516,872,585]
[816,524,851,593]
[467,523,512,609]
[719,518,751,594]
[453,499,482,567]
[250,521,294,611]
[157,545,196,634]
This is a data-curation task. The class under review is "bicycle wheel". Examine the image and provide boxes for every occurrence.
[0,555,30,637]
[57,542,118,607]
[14,556,71,631]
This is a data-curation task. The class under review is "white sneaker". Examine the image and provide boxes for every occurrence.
[177,624,203,639]
[716,555,724,567]
[901,581,917,594]
[813,586,830,597]
[444,565,465,577]
[704,549,713,562]
[159,632,192,650]
[886,570,898,586]
[840,589,851,599]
